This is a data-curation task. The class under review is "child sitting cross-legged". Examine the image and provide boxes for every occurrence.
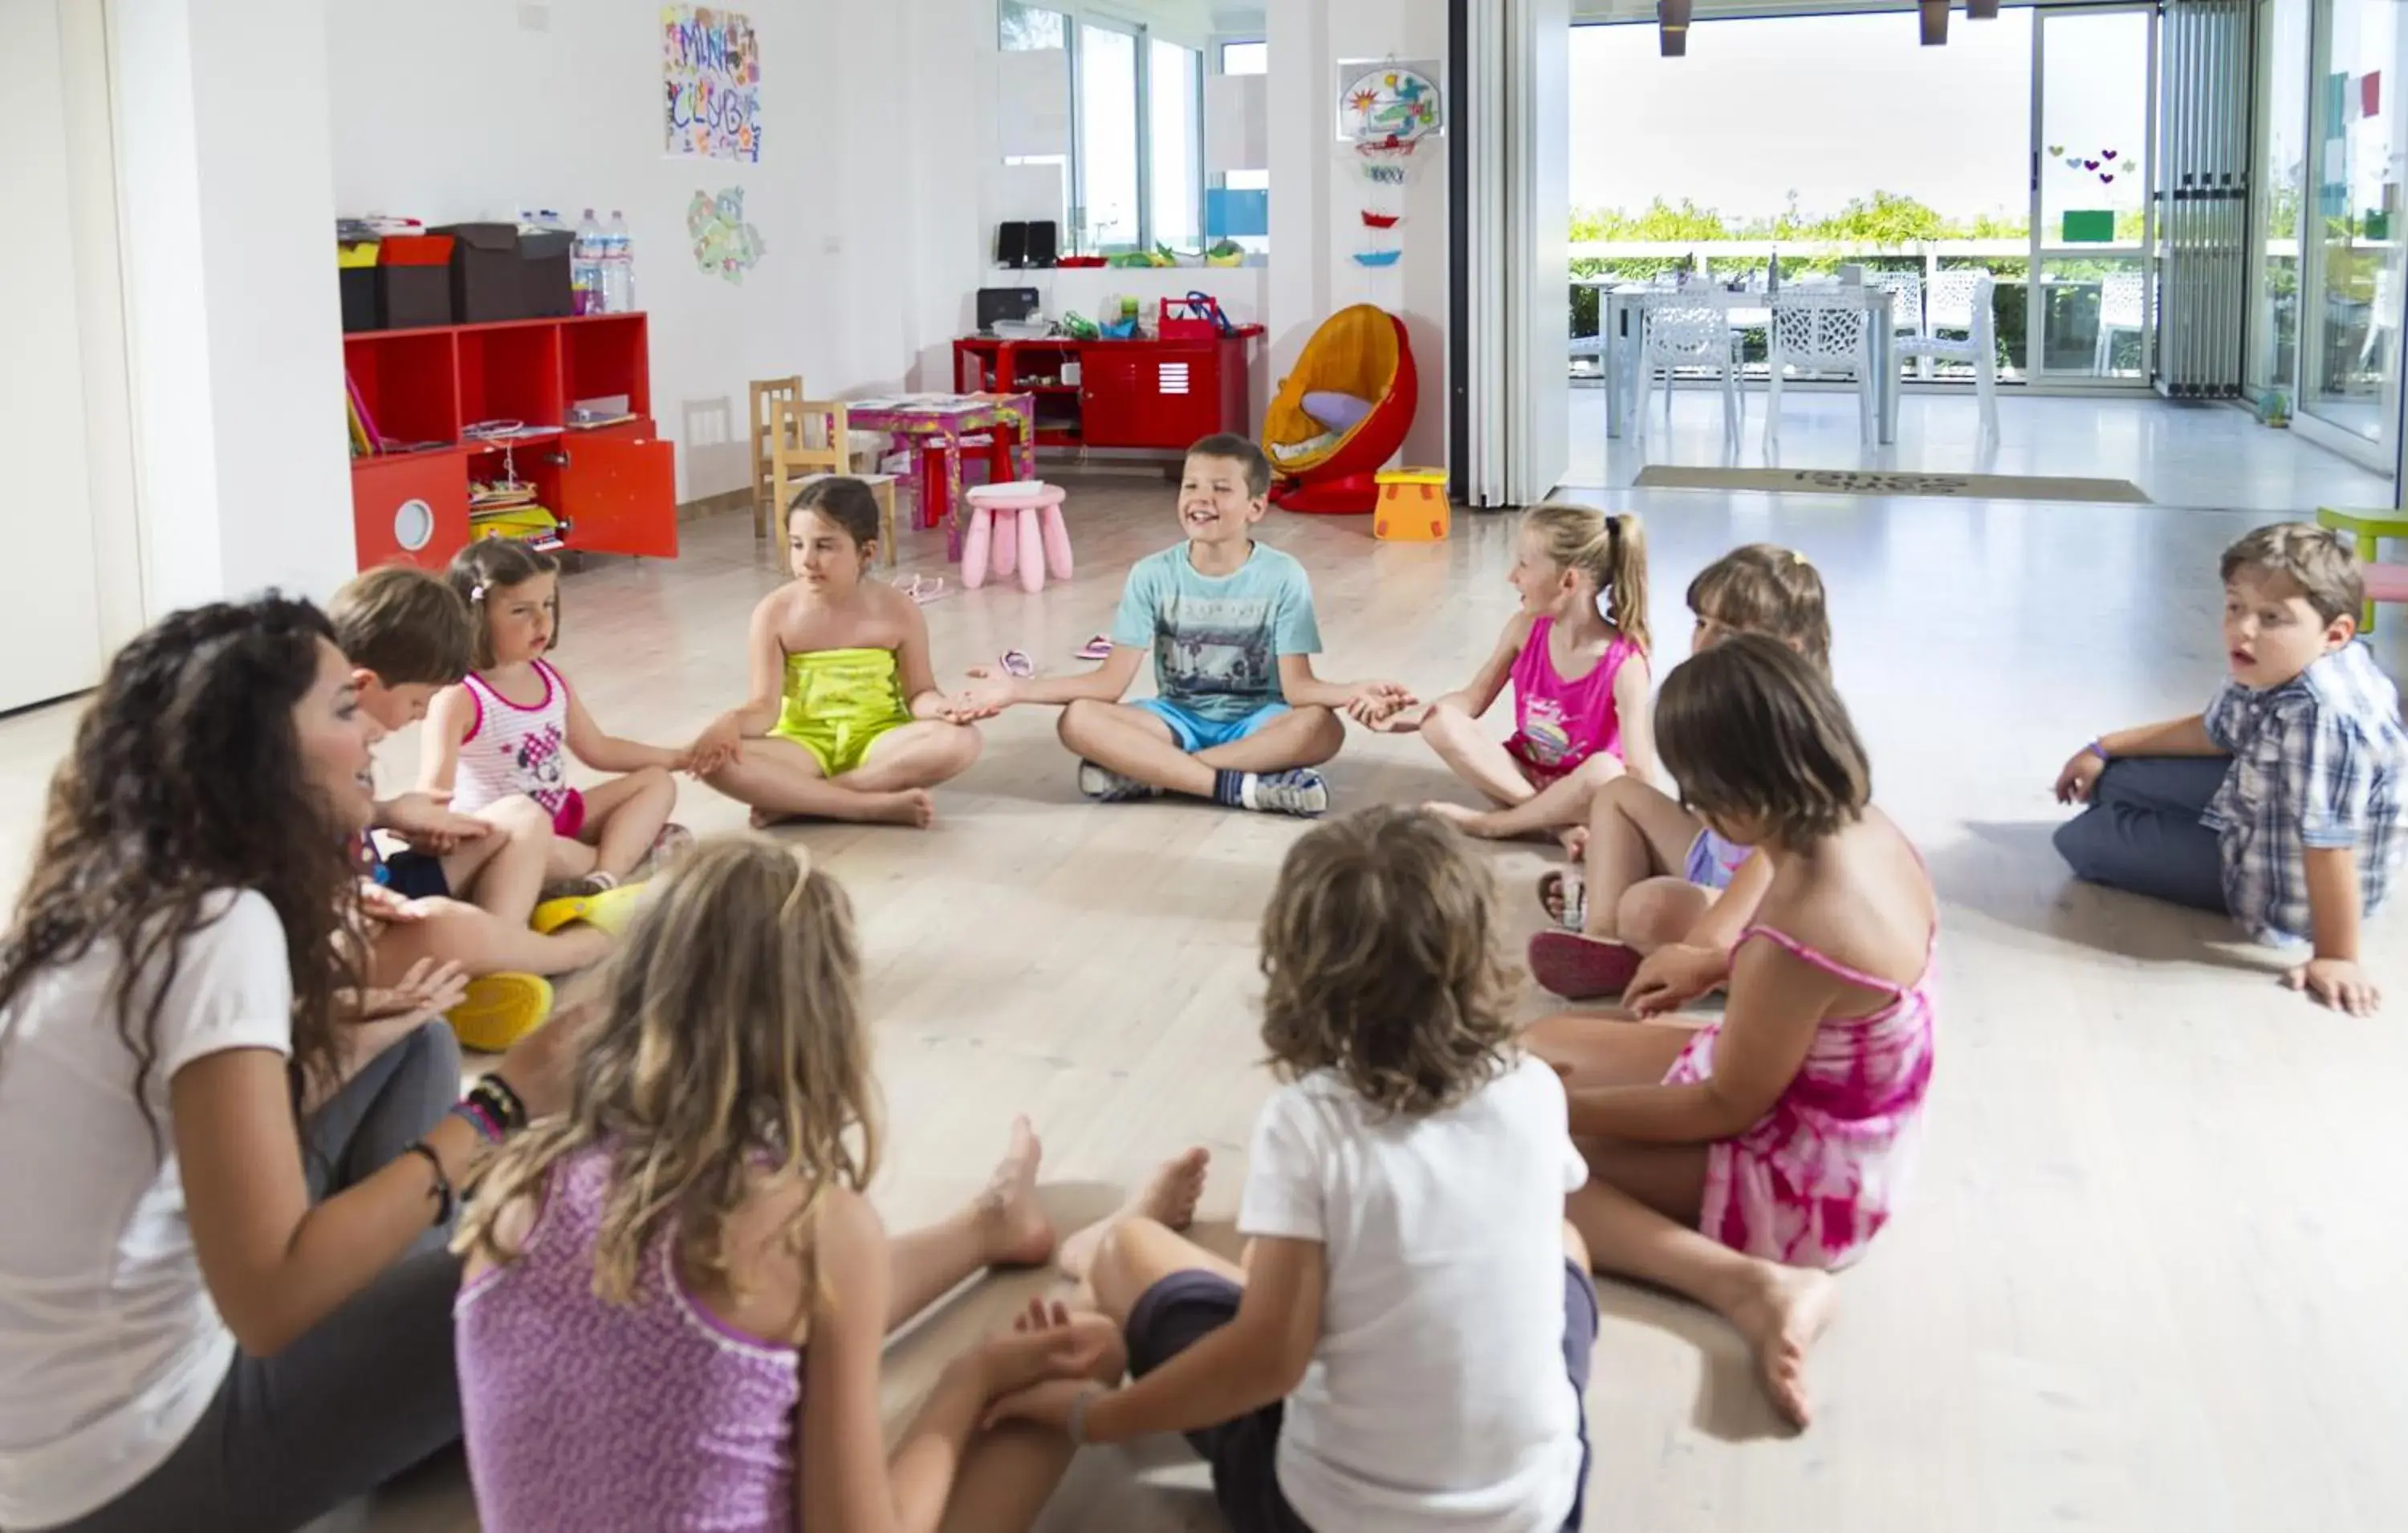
[1361,504,1654,848]
[2053,522,2406,1016]
[423,539,693,903]
[1530,543,1828,1003]
[959,433,1411,819]
[986,806,1601,1533]
[454,837,1124,1533]
[689,476,984,829]
[1526,636,1936,1430]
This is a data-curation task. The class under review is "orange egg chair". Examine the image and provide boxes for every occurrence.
[1264,305,1419,514]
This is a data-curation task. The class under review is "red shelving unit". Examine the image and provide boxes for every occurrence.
[346,313,677,571]
[954,327,1262,453]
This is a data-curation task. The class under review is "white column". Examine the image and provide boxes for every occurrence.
[112,0,355,612]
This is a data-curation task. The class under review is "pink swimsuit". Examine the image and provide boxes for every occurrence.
[452,659,587,836]
[1504,617,1641,783]
[1664,925,1936,1270]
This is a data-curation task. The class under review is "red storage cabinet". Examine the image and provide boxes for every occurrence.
[344,313,676,571]
[956,328,1259,453]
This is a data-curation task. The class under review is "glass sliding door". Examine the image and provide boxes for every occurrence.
[2300,0,2408,461]
[2252,0,2311,399]
[2029,5,2158,381]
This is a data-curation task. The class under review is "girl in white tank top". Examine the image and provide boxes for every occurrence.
[421,542,694,897]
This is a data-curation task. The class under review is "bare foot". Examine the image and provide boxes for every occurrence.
[1725,1262,1837,1430]
[974,1115,1058,1267]
[1421,801,1499,839]
[859,789,936,829]
[1058,1147,1210,1282]
[1558,825,1589,860]
[749,806,799,830]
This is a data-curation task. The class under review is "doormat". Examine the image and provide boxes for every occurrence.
[1631,466,2152,504]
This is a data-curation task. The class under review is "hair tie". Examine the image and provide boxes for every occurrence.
[470,582,488,603]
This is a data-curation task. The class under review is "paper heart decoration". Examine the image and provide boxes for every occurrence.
[2099,173,2115,185]
[2084,159,2100,170]
[2048,144,2065,157]
[2102,149,2118,161]
[2064,157,2085,169]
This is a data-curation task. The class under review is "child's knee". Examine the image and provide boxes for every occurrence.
[1292,705,1344,759]
[1614,880,1696,949]
[940,722,985,770]
[632,764,674,795]
[1519,1011,1588,1068]
[1057,699,1103,750]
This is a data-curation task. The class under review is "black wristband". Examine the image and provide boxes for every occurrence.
[403,1141,455,1227]
[470,1072,528,1134]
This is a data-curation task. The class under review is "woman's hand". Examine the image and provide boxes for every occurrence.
[348,958,470,1024]
[1625,943,1727,1017]
[2054,746,2106,804]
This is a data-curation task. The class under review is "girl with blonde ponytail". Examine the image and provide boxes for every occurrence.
[1360,502,1655,846]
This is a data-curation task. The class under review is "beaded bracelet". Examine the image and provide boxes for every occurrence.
[468,1073,528,1135]
[448,1098,506,1145]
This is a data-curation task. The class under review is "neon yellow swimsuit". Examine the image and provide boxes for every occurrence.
[767,648,914,777]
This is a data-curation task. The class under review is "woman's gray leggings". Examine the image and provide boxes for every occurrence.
[51,1023,465,1533]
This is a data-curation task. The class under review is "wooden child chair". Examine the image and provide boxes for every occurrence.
[771,399,901,567]
[749,376,803,538]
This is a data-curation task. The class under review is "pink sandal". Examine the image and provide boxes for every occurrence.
[999,649,1035,678]
[1527,930,1643,1001]
[1075,633,1112,661]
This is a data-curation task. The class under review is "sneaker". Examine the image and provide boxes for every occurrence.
[1245,769,1330,819]
[1077,760,1160,803]
[635,822,694,882]
[446,973,555,1054]
[1527,930,1644,1001]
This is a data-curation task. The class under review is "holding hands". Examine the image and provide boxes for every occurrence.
[379,791,491,855]
[975,1298,1125,1433]
[686,714,745,778]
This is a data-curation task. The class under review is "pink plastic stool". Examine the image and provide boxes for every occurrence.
[961,482,1072,594]
[2366,562,2408,632]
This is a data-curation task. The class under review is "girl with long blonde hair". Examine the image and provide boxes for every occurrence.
[454,837,1121,1533]
[1362,502,1655,847]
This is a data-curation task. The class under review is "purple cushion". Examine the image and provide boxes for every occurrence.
[1301,390,1377,433]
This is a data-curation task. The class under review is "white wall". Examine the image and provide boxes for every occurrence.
[115,0,357,610]
[1266,0,1452,469]
[324,0,999,503]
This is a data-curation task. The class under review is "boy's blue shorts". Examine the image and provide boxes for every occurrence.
[1132,697,1289,753]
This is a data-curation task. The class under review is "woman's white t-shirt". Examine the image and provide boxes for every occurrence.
[1238,1053,1592,1533]
[0,891,292,1529]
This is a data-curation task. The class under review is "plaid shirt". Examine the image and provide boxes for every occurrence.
[2201,640,2407,944]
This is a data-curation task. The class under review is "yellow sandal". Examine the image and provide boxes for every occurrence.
[529,879,651,937]
[447,973,554,1053]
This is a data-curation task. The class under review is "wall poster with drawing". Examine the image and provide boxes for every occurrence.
[662,6,761,162]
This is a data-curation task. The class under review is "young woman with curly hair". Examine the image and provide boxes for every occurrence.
[0,596,583,1533]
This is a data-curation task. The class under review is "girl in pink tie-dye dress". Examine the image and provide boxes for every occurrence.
[1526,635,1935,1432]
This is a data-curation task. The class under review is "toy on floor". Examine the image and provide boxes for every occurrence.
[1264,304,1419,514]
[1373,467,1450,541]
[961,482,1072,593]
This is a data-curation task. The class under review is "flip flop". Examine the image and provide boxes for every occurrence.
[1527,930,1644,1002]
[531,880,651,937]
[1537,869,1586,931]
[893,573,950,605]
[999,649,1035,678]
[446,973,554,1054]
[1075,633,1112,661]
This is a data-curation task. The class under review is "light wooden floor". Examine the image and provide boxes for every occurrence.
[6,478,2406,1533]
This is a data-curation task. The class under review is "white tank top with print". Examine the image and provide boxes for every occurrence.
[452,660,575,818]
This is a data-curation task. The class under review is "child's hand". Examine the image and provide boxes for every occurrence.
[969,1299,1122,1403]
[382,791,490,853]
[2285,956,2383,1016]
[1625,942,1727,1017]
[2054,746,2106,804]
[982,1376,1100,1435]
[954,670,1021,720]
[687,716,742,777]
[357,880,425,925]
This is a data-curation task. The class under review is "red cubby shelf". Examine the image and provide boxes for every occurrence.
[343,314,675,571]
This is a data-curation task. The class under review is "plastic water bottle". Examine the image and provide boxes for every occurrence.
[600,209,635,314]
[571,209,604,315]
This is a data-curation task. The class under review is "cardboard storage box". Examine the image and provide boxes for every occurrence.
[376,234,455,330]
[432,222,524,323]
[519,230,574,319]
[338,241,380,332]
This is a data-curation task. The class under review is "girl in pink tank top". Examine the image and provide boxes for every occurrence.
[1362,504,1656,846]
[454,839,1122,1533]
[1527,636,1936,1433]
[421,541,694,900]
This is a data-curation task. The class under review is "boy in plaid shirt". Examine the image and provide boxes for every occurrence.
[2052,523,2405,1015]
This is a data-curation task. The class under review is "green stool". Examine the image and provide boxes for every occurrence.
[2315,506,2408,632]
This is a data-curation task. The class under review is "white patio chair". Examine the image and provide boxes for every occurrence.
[1641,304,1743,445]
[2093,270,2147,376]
[1892,270,1998,441]
[1764,294,1874,446]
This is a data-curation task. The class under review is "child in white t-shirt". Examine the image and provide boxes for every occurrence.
[986,806,1597,1533]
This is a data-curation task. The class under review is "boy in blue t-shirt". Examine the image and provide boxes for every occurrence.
[963,433,1411,817]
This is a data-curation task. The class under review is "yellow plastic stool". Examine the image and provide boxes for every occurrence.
[1374,468,1450,542]
[2316,506,2408,631]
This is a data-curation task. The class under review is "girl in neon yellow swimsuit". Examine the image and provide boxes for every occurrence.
[689,478,984,827]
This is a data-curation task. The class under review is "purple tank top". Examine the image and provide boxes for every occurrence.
[457,1144,803,1532]
[1505,616,1640,777]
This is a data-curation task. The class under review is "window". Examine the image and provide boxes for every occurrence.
[999,2,1064,50]
[1221,40,1267,75]
[1149,39,1202,251]
[1078,22,1141,250]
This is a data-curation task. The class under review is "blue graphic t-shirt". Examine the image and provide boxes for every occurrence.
[1111,543,1324,722]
